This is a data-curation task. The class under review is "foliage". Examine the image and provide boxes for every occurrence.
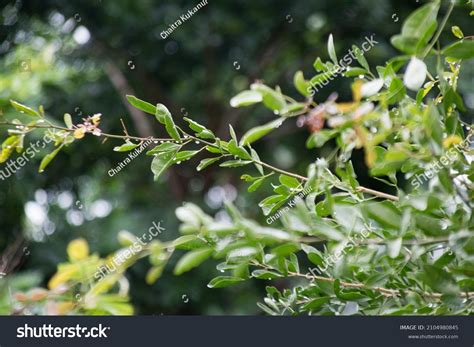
[0,0,473,315]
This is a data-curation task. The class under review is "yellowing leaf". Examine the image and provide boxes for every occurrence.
[352,79,363,102]
[67,238,89,261]
[336,102,357,113]
[57,301,75,314]
[443,135,462,148]
[48,265,77,289]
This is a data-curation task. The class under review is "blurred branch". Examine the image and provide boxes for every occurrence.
[0,235,27,276]
[104,60,154,138]
[92,41,186,199]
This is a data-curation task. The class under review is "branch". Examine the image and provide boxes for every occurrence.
[252,261,474,300]
[104,60,155,138]
[299,236,450,246]
[0,121,398,201]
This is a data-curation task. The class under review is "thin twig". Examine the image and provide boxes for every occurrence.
[299,236,450,246]
[252,261,474,300]
[0,121,398,201]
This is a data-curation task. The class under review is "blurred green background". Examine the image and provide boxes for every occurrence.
[0,0,473,314]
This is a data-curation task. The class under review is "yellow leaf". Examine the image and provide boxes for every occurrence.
[57,301,75,314]
[92,275,118,295]
[352,79,363,102]
[335,102,357,113]
[67,238,89,261]
[48,265,77,289]
[443,135,462,148]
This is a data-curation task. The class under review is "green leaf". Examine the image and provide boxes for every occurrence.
[146,266,164,284]
[451,26,463,39]
[327,34,338,65]
[172,235,207,250]
[434,251,455,268]
[114,141,139,152]
[301,245,324,266]
[390,36,422,55]
[293,71,311,97]
[172,235,199,248]
[197,157,221,171]
[0,135,20,163]
[228,139,251,159]
[390,2,440,54]
[10,100,40,117]
[306,130,337,148]
[64,113,73,129]
[239,118,285,146]
[310,220,344,241]
[421,265,459,295]
[344,67,368,77]
[207,276,245,288]
[230,90,263,108]
[313,57,328,72]
[126,95,157,115]
[387,238,402,258]
[250,147,264,175]
[424,103,443,147]
[251,270,283,280]
[175,150,199,162]
[151,149,178,181]
[183,117,210,135]
[386,77,405,104]
[443,41,474,60]
[301,297,330,311]
[247,177,265,192]
[220,160,252,167]
[250,83,286,112]
[229,124,238,143]
[197,129,215,140]
[351,45,370,72]
[363,201,401,230]
[173,248,213,275]
[278,174,300,189]
[39,145,63,173]
[146,142,181,155]
[162,108,180,141]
